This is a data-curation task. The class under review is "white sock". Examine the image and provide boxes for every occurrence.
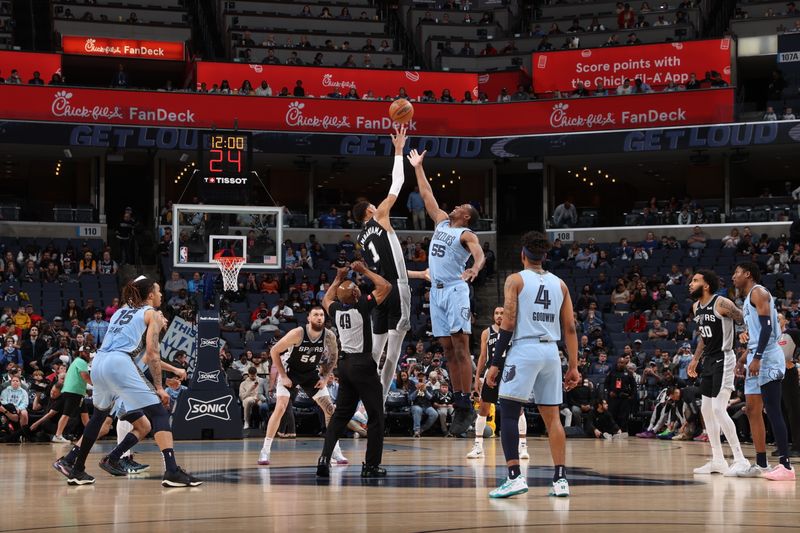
[333,441,343,456]
[518,412,527,447]
[117,419,133,459]
[713,390,746,463]
[474,415,487,444]
[262,436,273,451]
[701,395,724,463]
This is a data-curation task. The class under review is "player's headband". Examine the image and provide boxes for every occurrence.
[522,247,544,262]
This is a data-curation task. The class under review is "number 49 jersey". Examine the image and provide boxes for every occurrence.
[513,270,564,343]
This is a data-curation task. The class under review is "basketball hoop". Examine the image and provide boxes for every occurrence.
[214,257,245,292]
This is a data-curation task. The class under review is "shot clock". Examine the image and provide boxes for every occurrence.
[199,131,252,185]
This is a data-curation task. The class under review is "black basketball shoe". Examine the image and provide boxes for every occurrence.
[316,456,330,478]
[161,467,203,487]
[361,463,387,478]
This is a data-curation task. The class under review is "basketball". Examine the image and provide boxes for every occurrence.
[389,98,414,124]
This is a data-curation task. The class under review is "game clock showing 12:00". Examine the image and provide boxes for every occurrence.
[199,131,252,184]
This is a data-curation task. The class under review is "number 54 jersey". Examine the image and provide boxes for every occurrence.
[512,270,564,344]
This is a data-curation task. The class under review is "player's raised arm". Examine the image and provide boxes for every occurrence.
[352,261,391,305]
[406,149,448,224]
[374,126,407,225]
[560,280,580,390]
[269,326,304,388]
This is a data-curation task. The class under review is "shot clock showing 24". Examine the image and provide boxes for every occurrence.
[199,131,252,185]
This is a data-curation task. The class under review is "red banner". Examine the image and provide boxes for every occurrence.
[532,38,732,93]
[0,51,62,83]
[477,70,529,100]
[62,36,185,61]
[196,62,479,100]
[0,85,734,136]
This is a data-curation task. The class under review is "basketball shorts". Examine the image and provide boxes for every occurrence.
[700,350,735,398]
[60,392,87,418]
[480,372,499,404]
[90,352,160,412]
[373,280,411,334]
[276,371,329,401]
[498,341,562,406]
[430,280,471,338]
[744,346,786,395]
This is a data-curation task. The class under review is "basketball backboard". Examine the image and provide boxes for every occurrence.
[171,204,283,270]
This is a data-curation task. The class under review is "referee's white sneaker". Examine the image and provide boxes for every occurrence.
[489,476,528,499]
[331,444,349,465]
[518,444,530,460]
[549,478,570,497]
[257,448,270,465]
[724,459,751,477]
[466,443,484,459]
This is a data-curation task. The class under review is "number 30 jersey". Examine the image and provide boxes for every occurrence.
[513,270,564,343]
[694,295,734,355]
[358,218,408,283]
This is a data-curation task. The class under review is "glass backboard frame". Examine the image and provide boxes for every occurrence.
[171,203,283,271]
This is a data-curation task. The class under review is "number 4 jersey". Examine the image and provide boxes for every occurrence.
[513,270,564,343]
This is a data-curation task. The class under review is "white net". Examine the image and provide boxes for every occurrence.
[214,257,245,292]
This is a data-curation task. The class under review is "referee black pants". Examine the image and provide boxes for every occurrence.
[321,354,385,466]
[782,366,800,452]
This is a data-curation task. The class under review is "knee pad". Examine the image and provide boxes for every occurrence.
[141,403,171,433]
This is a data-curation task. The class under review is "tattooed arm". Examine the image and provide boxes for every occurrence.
[319,328,339,379]
[716,296,744,325]
[144,309,168,406]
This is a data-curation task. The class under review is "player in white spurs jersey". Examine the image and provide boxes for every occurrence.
[485,232,579,499]
[467,306,529,460]
[406,148,485,437]
[352,126,411,402]
[686,270,749,477]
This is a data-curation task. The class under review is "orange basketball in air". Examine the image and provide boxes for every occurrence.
[389,98,414,124]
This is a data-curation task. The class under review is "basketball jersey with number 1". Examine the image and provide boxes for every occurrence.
[513,270,564,343]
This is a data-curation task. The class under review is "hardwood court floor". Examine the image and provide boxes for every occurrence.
[1,436,798,533]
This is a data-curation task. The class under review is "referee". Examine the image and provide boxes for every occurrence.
[317,261,391,478]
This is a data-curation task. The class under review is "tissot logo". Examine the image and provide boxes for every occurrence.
[185,395,233,421]
[197,370,220,383]
[200,337,220,348]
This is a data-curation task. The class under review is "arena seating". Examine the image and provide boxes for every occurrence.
[52,0,191,41]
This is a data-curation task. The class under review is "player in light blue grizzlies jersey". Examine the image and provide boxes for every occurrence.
[53,276,202,487]
[486,231,580,499]
[731,262,795,481]
[407,148,485,436]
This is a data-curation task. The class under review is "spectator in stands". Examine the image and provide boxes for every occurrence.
[112,64,128,88]
[318,208,340,229]
[768,70,787,101]
[594,82,609,96]
[85,310,108,346]
[618,3,636,28]
[633,78,653,93]
[573,81,590,97]
[611,281,631,308]
[548,22,562,35]
[768,246,790,274]
[433,382,454,435]
[782,107,796,120]
[590,351,611,377]
[626,32,642,45]
[634,14,649,28]
[574,246,597,270]
[567,18,585,33]
[312,53,324,67]
[459,42,475,56]
[624,309,647,333]
[683,73,701,90]
[722,228,740,248]
[410,374,437,437]
[536,36,553,51]
[587,17,606,31]
[341,55,357,68]
[320,7,332,19]
[552,199,578,228]
[496,88,511,103]
[604,34,621,46]
[27,71,44,86]
[673,343,693,380]
[337,7,352,20]
[709,71,728,88]
[384,57,397,69]
[616,78,633,95]
[648,319,669,340]
[78,251,96,276]
[293,80,305,97]
[300,4,313,17]
[262,49,280,65]
[685,226,707,257]
[762,106,778,121]
[480,42,498,56]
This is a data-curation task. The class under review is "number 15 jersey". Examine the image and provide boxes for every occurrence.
[513,270,564,343]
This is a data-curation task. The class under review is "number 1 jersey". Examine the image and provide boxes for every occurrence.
[357,218,407,283]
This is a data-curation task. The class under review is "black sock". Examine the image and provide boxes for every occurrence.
[554,465,566,482]
[108,433,139,462]
[64,445,80,464]
[162,448,178,473]
[756,452,768,468]
[780,456,792,470]
[508,464,521,480]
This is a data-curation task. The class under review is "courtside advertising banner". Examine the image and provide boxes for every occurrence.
[0,85,734,136]
[62,35,185,61]
[0,51,62,83]
[161,316,197,375]
[532,38,732,93]
[196,62,477,100]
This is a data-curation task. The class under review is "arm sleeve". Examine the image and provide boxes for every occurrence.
[389,155,404,197]
[754,315,772,359]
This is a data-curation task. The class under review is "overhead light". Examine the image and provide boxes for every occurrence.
[451,170,455,174]
[589,181,594,186]
[449,180,453,184]
[583,166,587,171]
